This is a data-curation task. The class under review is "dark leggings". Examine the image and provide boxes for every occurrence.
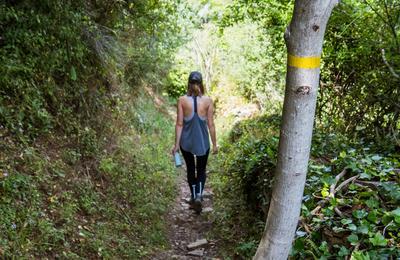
[180,146,210,199]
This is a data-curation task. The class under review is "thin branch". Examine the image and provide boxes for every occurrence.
[364,0,389,25]
[311,205,321,215]
[382,0,400,51]
[383,220,394,236]
[315,169,348,208]
[355,180,382,187]
[311,169,350,215]
[381,48,400,79]
[300,218,312,234]
[334,207,345,217]
[364,0,400,51]
[335,175,360,193]
[330,169,347,197]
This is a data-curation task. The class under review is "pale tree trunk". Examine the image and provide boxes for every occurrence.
[194,37,216,92]
[254,1,339,259]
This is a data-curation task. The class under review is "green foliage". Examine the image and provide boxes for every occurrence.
[0,0,184,139]
[218,23,269,101]
[292,136,400,259]
[0,91,177,258]
[0,0,92,138]
[220,114,280,213]
[317,0,400,140]
[213,0,399,143]
[236,240,258,258]
[164,64,188,98]
[207,2,400,254]
[0,0,185,257]
[211,112,400,258]
[216,0,293,108]
[210,114,280,257]
[164,1,289,110]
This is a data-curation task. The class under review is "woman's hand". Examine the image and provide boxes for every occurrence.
[212,145,219,155]
[171,144,179,155]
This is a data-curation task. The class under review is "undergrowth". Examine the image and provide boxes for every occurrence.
[0,1,184,257]
[210,114,400,259]
[209,114,280,259]
[0,88,177,258]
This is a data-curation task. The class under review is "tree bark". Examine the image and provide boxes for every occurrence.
[254,1,339,259]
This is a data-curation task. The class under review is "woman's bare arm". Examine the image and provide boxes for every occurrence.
[207,99,218,153]
[172,97,184,154]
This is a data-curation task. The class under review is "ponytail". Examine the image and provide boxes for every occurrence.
[192,84,200,96]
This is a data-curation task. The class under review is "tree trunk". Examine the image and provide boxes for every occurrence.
[254,1,339,259]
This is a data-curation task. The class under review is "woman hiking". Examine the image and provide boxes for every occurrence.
[171,71,218,214]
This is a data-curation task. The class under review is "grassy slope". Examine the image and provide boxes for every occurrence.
[0,86,177,258]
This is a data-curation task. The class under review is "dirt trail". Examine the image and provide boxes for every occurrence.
[154,168,219,259]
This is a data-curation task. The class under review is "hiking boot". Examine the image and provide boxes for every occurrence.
[188,198,195,209]
[193,198,202,214]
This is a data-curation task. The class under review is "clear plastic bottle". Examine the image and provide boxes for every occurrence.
[174,152,182,167]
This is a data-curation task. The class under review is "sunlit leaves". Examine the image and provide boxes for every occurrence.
[369,232,387,247]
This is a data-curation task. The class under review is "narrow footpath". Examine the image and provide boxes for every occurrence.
[154,168,219,259]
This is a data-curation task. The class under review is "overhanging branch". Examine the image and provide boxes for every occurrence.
[381,48,400,79]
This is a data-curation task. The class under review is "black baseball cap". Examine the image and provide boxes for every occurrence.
[188,71,202,84]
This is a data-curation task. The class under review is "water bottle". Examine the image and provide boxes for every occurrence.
[174,152,182,167]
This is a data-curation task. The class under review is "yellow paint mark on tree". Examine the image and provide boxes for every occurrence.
[288,54,321,69]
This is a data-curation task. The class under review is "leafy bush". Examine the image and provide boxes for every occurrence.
[164,65,188,98]
[210,114,280,257]
[318,0,400,140]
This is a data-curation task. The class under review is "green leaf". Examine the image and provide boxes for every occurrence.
[321,187,329,197]
[348,162,359,171]
[359,172,371,180]
[382,214,393,225]
[347,234,359,245]
[353,209,368,219]
[293,238,304,251]
[365,198,379,209]
[351,251,371,260]
[395,215,400,224]
[368,232,387,246]
[349,183,358,190]
[391,208,400,217]
[338,246,350,256]
[340,218,353,225]
[332,226,346,232]
[357,225,369,234]
[367,210,378,223]
[348,224,357,231]
[70,66,77,81]
[319,241,330,255]
[370,155,382,161]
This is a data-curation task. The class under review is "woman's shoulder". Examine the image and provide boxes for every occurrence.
[178,95,189,102]
[201,95,213,102]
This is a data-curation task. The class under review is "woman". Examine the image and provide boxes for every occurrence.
[171,71,218,214]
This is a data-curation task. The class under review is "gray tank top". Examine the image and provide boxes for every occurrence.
[180,95,210,156]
